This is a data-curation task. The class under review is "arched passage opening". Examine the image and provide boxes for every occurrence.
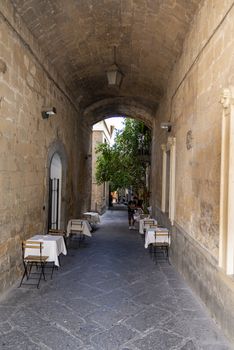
[85,98,156,216]
[84,97,155,129]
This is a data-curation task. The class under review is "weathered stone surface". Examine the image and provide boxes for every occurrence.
[10,0,202,110]
[0,0,234,345]
[151,0,234,342]
[0,209,232,349]
[0,1,91,295]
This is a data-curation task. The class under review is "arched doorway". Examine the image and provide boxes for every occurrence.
[48,153,62,230]
[45,141,68,231]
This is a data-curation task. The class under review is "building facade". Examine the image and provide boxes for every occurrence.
[91,120,114,214]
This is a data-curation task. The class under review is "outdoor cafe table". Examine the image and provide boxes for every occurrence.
[144,227,170,249]
[66,219,92,237]
[139,218,157,234]
[83,212,101,224]
[25,235,67,266]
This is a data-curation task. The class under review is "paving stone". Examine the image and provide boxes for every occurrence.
[133,329,184,349]
[180,339,199,349]
[0,208,233,349]
[125,306,172,332]
[0,330,40,349]
[80,269,119,283]
[160,312,194,338]
[0,306,17,323]
[90,324,137,350]
[10,307,52,331]
[87,307,125,329]
[123,280,150,297]
[96,277,129,293]
[30,324,82,349]
[133,285,174,307]
[113,299,144,318]
[155,295,181,314]
[65,297,100,317]
[93,289,130,309]
[0,322,13,334]
[75,321,105,345]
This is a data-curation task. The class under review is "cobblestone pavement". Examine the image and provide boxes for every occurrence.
[0,206,233,349]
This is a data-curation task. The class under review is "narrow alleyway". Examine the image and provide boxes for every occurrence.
[0,207,233,350]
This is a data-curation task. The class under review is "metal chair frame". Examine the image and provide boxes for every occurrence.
[70,220,85,246]
[143,220,156,235]
[19,241,50,288]
[153,230,170,264]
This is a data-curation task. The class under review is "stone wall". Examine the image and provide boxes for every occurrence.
[0,2,91,293]
[151,0,234,341]
[91,130,108,214]
[76,119,93,216]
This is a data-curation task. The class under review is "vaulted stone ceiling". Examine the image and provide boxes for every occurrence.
[11,0,202,113]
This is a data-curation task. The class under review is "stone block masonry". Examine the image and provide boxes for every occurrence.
[0,2,92,294]
[151,0,234,342]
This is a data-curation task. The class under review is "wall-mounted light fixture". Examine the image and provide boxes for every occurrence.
[106,46,124,88]
[41,107,56,119]
[160,122,173,132]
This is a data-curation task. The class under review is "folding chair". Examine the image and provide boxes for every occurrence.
[83,214,92,222]
[19,241,49,288]
[48,228,66,237]
[70,220,85,246]
[48,229,67,247]
[153,230,170,264]
[143,219,155,234]
[48,229,67,265]
[149,224,158,229]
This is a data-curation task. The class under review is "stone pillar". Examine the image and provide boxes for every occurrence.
[160,137,176,225]
[219,87,234,274]
[168,137,176,226]
[161,144,167,213]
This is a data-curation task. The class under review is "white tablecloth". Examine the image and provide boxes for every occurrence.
[66,219,92,237]
[139,218,157,234]
[145,228,170,248]
[25,235,67,266]
[83,212,100,224]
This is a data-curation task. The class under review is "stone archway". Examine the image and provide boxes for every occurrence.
[83,97,156,217]
[83,97,156,129]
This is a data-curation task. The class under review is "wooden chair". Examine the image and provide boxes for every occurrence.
[48,228,67,246]
[48,229,66,237]
[19,241,49,288]
[48,229,67,264]
[152,230,170,264]
[143,219,155,234]
[149,224,158,229]
[70,220,85,246]
[144,219,155,225]
[83,214,92,222]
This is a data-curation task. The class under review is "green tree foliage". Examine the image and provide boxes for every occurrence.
[95,118,151,193]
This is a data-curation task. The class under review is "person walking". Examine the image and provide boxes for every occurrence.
[128,200,136,229]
